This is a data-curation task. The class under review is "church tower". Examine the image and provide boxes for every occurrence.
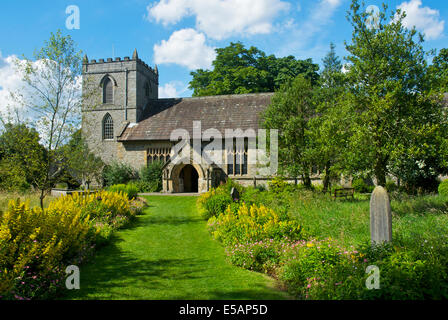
[81,49,159,164]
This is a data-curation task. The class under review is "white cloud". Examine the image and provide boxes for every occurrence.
[397,0,444,40]
[147,0,290,40]
[153,28,216,70]
[0,53,27,121]
[159,81,189,98]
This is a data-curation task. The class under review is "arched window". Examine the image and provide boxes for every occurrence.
[103,77,114,104]
[103,113,114,140]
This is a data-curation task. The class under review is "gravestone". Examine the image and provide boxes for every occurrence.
[230,187,240,202]
[370,186,392,244]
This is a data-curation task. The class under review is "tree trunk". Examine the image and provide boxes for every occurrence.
[374,161,387,187]
[322,164,331,194]
[40,189,45,211]
[302,173,312,189]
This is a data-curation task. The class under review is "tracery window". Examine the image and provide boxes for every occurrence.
[147,147,171,164]
[227,138,248,175]
[103,113,114,140]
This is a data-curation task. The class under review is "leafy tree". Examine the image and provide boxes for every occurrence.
[0,123,46,192]
[343,0,447,188]
[189,42,319,96]
[102,161,138,187]
[12,30,83,208]
[62,130,104,189]
[307,43,350,193]
[262,75,317,188]
[429,48,448,93]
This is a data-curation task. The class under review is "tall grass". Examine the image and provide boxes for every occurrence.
[0,192,57,213]
[251,189,448,248]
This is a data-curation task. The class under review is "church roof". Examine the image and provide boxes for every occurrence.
[118,93,274,141]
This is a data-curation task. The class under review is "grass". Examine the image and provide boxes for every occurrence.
[0,191,56,212]
[259,190,448,248]
[64,196,290,300]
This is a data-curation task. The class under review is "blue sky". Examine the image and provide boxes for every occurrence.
[0,0,447,101]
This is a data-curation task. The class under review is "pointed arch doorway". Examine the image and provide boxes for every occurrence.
[179,164,199,193]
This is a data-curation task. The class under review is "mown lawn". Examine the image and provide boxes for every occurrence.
[64,196,290,300]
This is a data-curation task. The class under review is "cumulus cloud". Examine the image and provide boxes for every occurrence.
[0,52,28,122]
[397,0,445,40]
[159,81,189,98]
[153,28,216,70]
[147,0,290,40]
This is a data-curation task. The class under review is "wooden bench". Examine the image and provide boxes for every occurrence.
[333,188,354,200]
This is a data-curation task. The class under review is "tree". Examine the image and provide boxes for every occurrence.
[307,43,350,193]
[62,130,104,189]
[343,1,447,188]
[0,123,46,192]
[429,48,448,93]
[12,30,83,208]
[189,42,319,96]
[262,75,317,188]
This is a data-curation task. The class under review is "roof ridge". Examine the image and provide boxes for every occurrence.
[153,92,274,101]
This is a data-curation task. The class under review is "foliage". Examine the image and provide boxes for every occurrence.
[0,124,46,192]
[108,184,139,200]
[262,75,317,187]
[137,161,164,192]
[189,42,319,96]
[207,202,304,247]
[306,43,350,193]
[197,179,244,219]
[102,161,137,186]
[62,130,104,189]
[429,48,448,92]
[277,238,365,299]
[0,189,146,299]
[344,1,448,188]
[438,180,448,197]
[351,178,374,194]
[0,200,93,299]
[11,30,84,209]
[267,177,288,193]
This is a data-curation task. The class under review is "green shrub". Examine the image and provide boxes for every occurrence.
[138,161,163,192]
[268,177,288,193]
[385,180,398,193]
[207,202,304,246]
[202,192,232,219]
[108,184,138,200]
[438,180,448,196]
[226,239,284,274]
[102,161,137,186]
[351,178,374,193]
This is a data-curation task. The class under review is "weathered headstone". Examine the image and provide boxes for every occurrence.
[230,187,240,202]
[370,186,392,244]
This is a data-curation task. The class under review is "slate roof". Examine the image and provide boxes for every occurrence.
[118,93,274,141]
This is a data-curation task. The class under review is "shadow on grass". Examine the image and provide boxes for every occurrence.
[64,234,208,300]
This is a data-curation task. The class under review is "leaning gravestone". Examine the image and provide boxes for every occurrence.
[230,187,240,202]
[370,186,392,244]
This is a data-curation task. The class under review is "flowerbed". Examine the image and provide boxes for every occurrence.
[200,180,448,300]
[0,191,146,300]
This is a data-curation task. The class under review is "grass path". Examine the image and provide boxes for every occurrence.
[65,196,290,300]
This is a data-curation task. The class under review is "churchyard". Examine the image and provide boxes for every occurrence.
[1,0,448,301]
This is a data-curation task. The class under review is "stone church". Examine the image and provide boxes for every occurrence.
[81,50,276,193]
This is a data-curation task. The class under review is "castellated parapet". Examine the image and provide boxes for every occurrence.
[81,49,159,165]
